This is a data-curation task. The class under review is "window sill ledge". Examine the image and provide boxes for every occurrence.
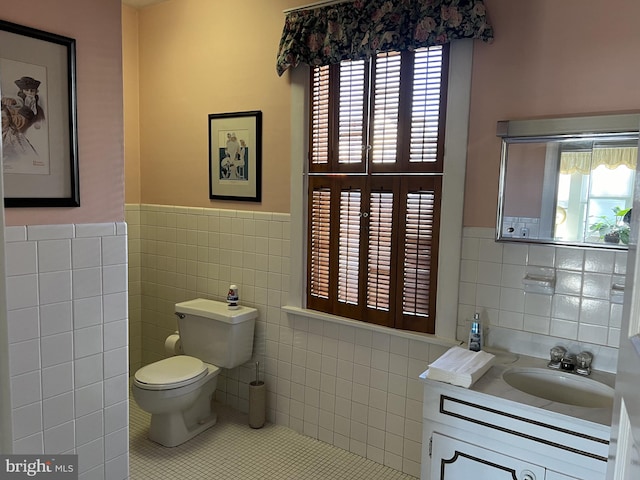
[282,305,461,348]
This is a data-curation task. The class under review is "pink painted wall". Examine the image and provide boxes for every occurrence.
[123,5,140,205]
[7,1,634,226]
[1,0,124,225]
[136,0,296,213]
[465,0,640,227]
[123,0,640,223]
[503,143,546,218]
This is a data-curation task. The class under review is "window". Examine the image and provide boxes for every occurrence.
[306,45,449,334]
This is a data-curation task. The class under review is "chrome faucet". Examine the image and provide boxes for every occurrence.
[560,353,576,372]
[548,346,593,376]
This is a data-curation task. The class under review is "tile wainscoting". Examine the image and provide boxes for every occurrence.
[126,206,626,476]
[126,204,458,477]
[5,222,129,479]
[458,227,624,370]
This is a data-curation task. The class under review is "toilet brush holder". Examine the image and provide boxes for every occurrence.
[249,362,265,429]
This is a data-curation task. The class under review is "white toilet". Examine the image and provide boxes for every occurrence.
[132,298,257,447]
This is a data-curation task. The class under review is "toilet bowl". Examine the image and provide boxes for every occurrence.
[132,355,221,447]
[132,299,257,447]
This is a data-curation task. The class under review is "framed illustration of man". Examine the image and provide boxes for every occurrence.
[0,19,79,207]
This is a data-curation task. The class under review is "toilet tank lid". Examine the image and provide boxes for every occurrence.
[175,298,258,324]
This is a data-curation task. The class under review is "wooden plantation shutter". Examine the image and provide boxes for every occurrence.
[307,45,448,334]
[338,60,367,168]
[365,177,398,328]
[310,65,330,169]
[409,46,447,168]
[371,51,401,166]
[397,177,441,333]
[336,182,363,318]
[307,176,367,321]
[307,179,332,309]
[370,46,448,174]
[310,61,368,173]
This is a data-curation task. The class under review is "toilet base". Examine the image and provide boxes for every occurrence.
[148,410,218,447]
[143,379,219,448]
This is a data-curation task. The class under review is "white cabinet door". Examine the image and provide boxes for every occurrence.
[546,471,581,480]
[431,432,546,480]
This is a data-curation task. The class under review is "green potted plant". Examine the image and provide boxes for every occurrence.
[589,207,631,244]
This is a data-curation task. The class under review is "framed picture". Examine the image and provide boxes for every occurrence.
[208,110,262,202]
[0,20,79,207]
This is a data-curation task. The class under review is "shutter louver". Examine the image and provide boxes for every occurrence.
[338,60,366,165]
[338,188,361,305]
[311,65,330,167]
[367,190,394,312]
[309,186,331,300]
[403,189,435,318]
[371,51,401,165]
[410,46,444,165]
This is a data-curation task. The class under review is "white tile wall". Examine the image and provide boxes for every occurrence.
[5,223,129,480]
[125,205,142,374]
[127,208,628,474]
[129,204,457,477]
[458,227,625,361]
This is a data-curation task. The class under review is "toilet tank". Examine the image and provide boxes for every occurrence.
[174,298,257,368]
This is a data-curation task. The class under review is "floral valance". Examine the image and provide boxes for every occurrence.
[560,147,638,175]
[276,0,494,76]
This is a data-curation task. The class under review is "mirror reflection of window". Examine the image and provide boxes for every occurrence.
[555,142,636,245]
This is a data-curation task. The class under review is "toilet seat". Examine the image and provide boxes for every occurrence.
[134,355,210,391]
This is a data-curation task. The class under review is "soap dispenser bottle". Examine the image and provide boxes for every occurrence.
[468,313,482,352]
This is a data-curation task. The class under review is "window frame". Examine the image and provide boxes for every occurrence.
[286,40,475,341]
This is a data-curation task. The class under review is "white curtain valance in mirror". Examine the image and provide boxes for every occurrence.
[560,147,638,175]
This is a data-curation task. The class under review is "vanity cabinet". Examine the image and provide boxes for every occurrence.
[421,373,610,480]
[431,433,579,480]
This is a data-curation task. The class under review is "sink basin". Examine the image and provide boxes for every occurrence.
[502,367,614,408]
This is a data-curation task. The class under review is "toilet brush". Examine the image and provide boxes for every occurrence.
[249,361,265,428]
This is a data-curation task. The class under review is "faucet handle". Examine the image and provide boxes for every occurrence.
[548,346,566,369]
[576,351,593,375]
[577,351,593,368]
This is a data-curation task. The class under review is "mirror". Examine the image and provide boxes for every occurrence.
[496,114,640,249]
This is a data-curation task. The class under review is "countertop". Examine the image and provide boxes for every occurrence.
[420,348,615,428]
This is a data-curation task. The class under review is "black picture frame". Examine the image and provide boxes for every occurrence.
[0,19,79,207]
[208,110,262,202]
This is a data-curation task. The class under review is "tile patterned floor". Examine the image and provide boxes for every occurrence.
[129,400,417,479]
